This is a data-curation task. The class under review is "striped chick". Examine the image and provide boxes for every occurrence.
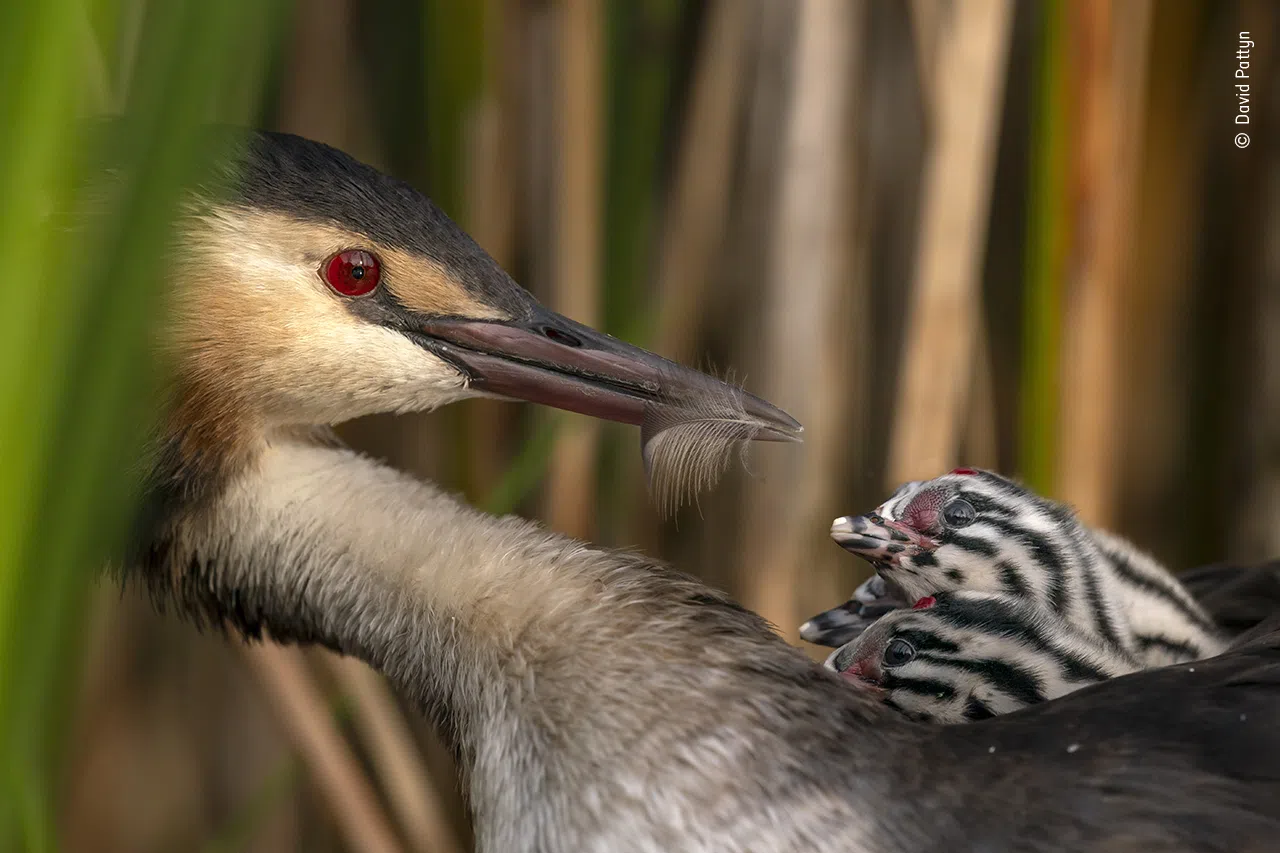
[827,468,1225,666]
[825,592,1141,724]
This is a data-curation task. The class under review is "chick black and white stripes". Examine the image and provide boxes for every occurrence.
[1089,528,1225,663]
[824,469,1225,666]
[823,591,1141,724]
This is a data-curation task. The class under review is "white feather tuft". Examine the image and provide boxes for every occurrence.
[640,369,766,516]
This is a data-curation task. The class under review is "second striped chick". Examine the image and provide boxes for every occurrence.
[825,591,1141,724]
[826,468,1225,666]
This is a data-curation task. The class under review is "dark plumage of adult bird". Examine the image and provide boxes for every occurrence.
[126,131,1280,852]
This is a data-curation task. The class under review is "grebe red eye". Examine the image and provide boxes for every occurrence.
[325,250,381,296]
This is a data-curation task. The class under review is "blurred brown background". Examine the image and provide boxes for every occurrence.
[62,0,1278,850]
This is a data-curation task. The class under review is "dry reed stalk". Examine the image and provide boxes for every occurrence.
[463,0,520,499]
[909,0,1000,473]
[909,0,944,117]
[653,0,752,364]
[545,0,604,538]
[1056,0,1152,526]
[738,0,860,641]
[240,643,402,853]
[1113,2,1207,552]
[614,0,751,550]
[1236,230,1280,556]
[885,0,1014,486]
[1237,226,1280,556]
[321,653,464,853]
[466,0,517,269]
[963,327,1000,469]
[277,0,352,149]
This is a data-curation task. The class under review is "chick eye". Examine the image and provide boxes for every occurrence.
[941,498,976,528]
[883,639,916,667]
[325,249,381,296]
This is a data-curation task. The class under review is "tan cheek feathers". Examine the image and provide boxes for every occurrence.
[164,207,510,445]
[183,205,508,322]
[378,247,507,321]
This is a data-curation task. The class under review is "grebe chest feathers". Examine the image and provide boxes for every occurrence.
[127,132,1280,852]
[829,469,1225,666]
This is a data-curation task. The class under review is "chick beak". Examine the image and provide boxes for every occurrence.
[830,513,935,566]
[825,649,886,695]
[800,601,876,647]
[411,308,803,441]
[799,575,911,648]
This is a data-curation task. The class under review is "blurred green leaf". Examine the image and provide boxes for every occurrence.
[423,0,488,497]
[485,414,563,517]
[603,0,683,342]
[423,0,487,223]
[0,0,285,846]
[1019,0,1070,496]
[202,692,356,853]
[202,757,303,853]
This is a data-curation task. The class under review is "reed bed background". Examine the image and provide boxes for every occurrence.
[1,1,1275,851]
